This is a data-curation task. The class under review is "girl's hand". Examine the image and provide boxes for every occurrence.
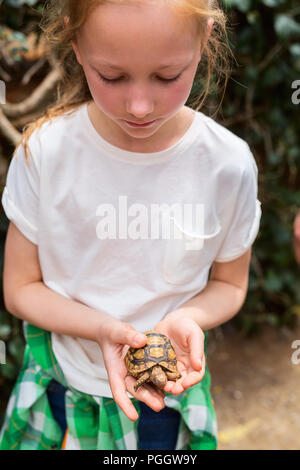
[96,320,165,421]
[154,310,206,395]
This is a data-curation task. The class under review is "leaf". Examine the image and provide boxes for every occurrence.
[267,151,281,165]
[290,44,300,57]
[262,0,285,7]
[245,65,259,82]
[0,324,11,339]
[263,270,283,293]
[275,15,300,39]
[8,337,25,362]
[266,313,279,326]
[4,0,39,7]
[222,0,252,13]
[0,360,17,380]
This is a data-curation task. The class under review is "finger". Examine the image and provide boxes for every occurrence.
[111,324,147,349]
[181,371,203,389]
[169,372,202,396]
[108,371,140,421]
[125,376,165,411]
[163,362,187,394]
[163,381,173,394]
[187,329,205,371]
[163,373,185,395]
[164,380,183,395]
[165,356,206,395]
[182,356,206,390]
[151,384,166,400]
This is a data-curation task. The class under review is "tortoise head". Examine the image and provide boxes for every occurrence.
[150,365,167,389]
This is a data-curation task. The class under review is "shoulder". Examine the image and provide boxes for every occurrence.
[18,104,85,164]
[196,111,258,179]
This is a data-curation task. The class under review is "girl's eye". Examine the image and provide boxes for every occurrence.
[97,73,182,85]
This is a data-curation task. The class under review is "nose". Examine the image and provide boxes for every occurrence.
[126,106,154,121]
[126,84,154,119]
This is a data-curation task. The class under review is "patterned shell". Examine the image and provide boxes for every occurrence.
[125,330,178,376]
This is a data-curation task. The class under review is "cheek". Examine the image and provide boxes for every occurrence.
[162,80,192,110]
[87,74,121,111]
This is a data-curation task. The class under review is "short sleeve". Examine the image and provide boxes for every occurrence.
[214,148,262,263]
[1,140,40,245]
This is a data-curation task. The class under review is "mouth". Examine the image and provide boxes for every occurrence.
[125,120,156,127]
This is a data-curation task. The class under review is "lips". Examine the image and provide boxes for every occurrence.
[129,121,153,124]
[125,120,156,127]
[127,120,155,124]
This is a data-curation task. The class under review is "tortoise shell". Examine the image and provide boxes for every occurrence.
[125,330,178,376]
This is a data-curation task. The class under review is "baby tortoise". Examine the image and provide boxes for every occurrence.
[125,330,181,391]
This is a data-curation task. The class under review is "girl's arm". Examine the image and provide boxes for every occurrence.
[3,222,165,420]
[168,247,252,330]
[3,221,117,341]
[154,248,252,395]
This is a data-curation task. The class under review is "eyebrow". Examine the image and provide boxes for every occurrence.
[93,61,186,71]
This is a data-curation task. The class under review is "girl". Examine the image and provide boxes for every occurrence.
[0,0,262,450]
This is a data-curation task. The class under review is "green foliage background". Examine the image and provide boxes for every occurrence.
[0,0,300,424]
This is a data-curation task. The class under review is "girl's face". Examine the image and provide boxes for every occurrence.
[71,1,212,146]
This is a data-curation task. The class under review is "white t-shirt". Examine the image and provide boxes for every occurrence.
[1,102,262,397]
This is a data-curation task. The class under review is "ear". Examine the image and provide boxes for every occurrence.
[71,40,83,66]
[64,16,83,66]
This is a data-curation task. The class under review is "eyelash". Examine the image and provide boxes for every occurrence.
[97,73,182,85]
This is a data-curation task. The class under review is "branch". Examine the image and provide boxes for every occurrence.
[22,57,47,86]
[2,66,61,118]
[0,106,21,146]
[220,104,268,127]
[0,63,12,82]
[257,43,283,72]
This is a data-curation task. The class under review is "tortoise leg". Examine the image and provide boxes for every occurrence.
[134,371,150,392]
[166,371,181,381]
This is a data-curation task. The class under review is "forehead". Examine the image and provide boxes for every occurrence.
[77,1,199,65]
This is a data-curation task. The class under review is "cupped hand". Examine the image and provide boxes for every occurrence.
[154,311,206,395]
[97,320,165,421]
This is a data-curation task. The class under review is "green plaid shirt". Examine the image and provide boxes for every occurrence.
[0,323,217,450]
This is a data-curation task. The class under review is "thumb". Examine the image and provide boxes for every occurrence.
[188,329,204,371]
[113,323,147,348]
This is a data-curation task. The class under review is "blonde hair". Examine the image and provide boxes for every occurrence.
[19,0,234,163]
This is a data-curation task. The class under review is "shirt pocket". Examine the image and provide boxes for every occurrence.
[162,216,221,285]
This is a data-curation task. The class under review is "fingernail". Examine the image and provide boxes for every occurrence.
[196,358,202,369]
[133,334,145,347]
